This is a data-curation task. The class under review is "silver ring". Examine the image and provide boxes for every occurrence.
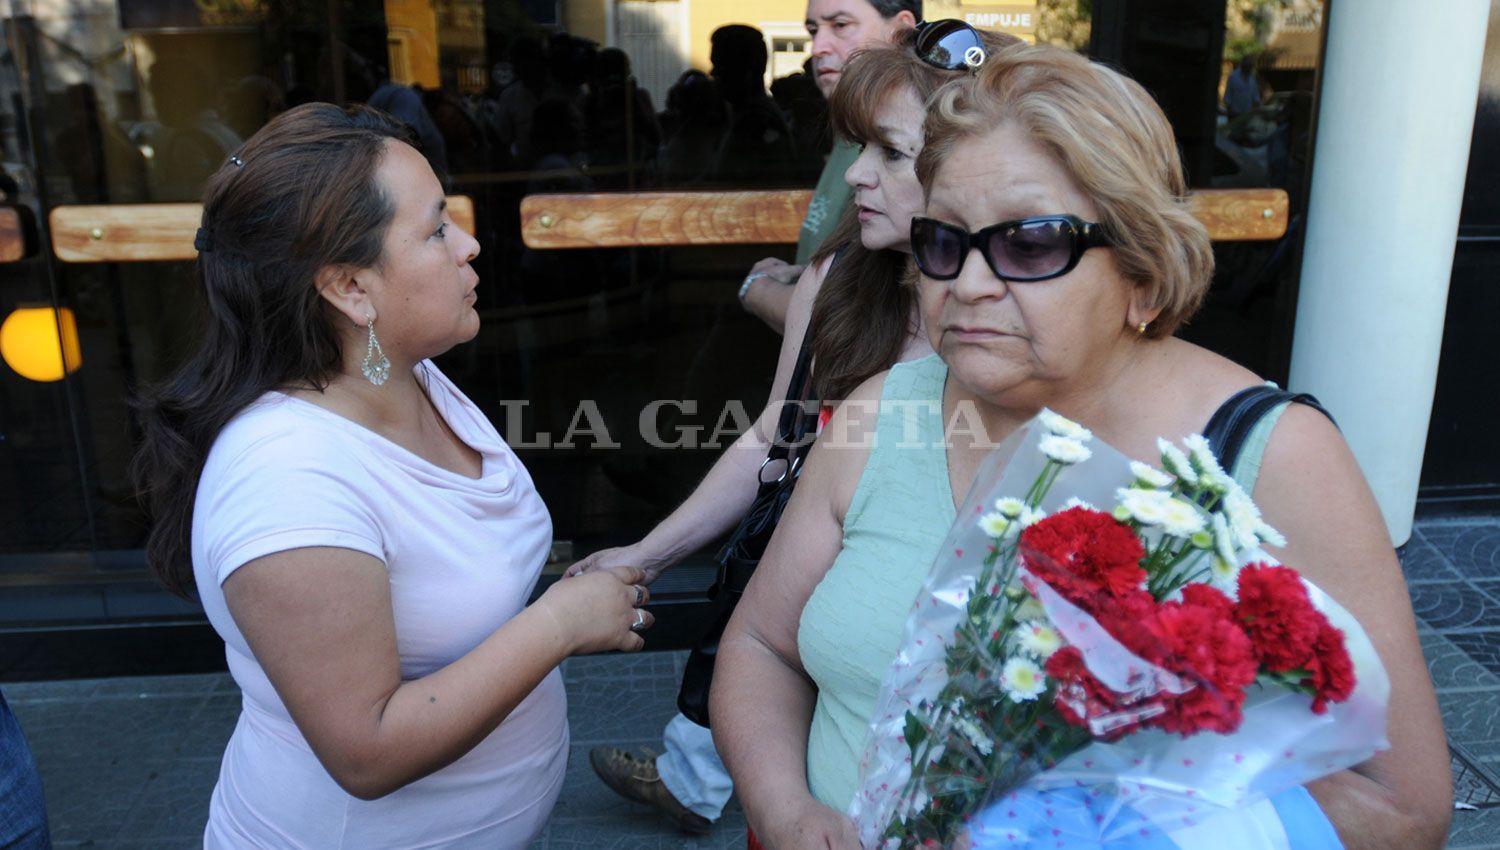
[630,609,648,632]
[963,46,986,69]
[633,585,646,607]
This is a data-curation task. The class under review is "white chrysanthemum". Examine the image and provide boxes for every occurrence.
[1159,498,1207,538]
[978,512,1012,538]
[1182,433,1229,481]
[1016,622,1063,659]
[1019,506,1048,528]
[1001,657,1047,702]
[953,716,994,756]
[1040,434,1092,465]
[1211,512,1238,565]
[1156,438,1199,486]
[1129,460,1175,489]
[1220,486,1266,550]
[1038,408,1093,442]
[1256,519,1287,548]
[1209,554,1241,598]
[1117,487,1172,526]
[994,497,1026,518]
[1061,496,1097,512]
[1199,469,1236,494]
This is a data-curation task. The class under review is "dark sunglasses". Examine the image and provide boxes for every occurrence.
[913,19,987,72]
[910,215,1111,282]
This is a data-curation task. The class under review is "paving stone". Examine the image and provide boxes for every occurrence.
[1401,532,1463,583]
[564,663,684,747]
[1409,582,1500,631]
[11,693,209,765]
[564,651,685,684]
[1421,631,1500,690]
[1442,690,1500,760]
[1448,806,1500,850]
[1446,631,1500,680]
[113,758,221,841]
[1420,523,1500,581]
[543,809,747,850]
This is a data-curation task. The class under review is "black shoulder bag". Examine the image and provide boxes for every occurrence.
[676,324,821,727]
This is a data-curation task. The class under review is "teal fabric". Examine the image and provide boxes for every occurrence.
[796,140,859,264]
[1226,399,1290,491]
[798,354,955,810]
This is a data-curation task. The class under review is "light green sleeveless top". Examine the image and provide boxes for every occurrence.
[796,358,1292,812]
[798,354,955,810]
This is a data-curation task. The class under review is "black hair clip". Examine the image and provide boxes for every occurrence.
[228,155,244,168]
[194,227,213,253]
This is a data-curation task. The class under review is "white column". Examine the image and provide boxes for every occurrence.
[1288,0,1492,545]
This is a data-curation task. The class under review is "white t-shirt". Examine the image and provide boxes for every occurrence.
[192,363,567,849]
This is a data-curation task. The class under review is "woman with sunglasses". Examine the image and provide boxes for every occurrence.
[714,41,1450,850]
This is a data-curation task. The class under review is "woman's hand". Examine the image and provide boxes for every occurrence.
[563,544,668,585]
[535,566,654,655]
[761,798,861,850]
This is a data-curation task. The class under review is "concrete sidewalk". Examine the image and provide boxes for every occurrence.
[8,517,1500,848]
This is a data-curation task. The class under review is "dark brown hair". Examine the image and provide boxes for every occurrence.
[131,103,411,597]
[808,27,1022,401]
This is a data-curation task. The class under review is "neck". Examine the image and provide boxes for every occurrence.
[323,342,429,425]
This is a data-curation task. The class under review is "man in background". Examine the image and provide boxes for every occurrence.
[737,0,921,333]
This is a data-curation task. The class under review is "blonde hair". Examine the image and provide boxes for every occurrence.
[916,43,1214,337]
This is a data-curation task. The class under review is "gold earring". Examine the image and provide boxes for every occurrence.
[1135,321,1149,335]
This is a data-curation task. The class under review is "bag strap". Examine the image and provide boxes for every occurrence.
[765,325,817,467]
[1202,384,1336,474]
[764,245,847,469]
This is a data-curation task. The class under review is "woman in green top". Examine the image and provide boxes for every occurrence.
[568,25,1022,832]
[714,42,1450,850]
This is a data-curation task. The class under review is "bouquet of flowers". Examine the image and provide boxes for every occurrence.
[847,411,1390,849]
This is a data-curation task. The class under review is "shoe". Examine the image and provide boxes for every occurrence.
[589,746,714,835]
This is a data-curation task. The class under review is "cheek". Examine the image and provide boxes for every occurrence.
[889,177,923,226]
[918,283,945,344]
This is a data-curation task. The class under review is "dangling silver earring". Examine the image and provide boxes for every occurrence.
[361,311,390,386]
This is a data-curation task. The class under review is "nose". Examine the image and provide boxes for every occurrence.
[844,147,877,190]
[456,223,480,262]
[949,247,1008,304]
[811,29,835,57]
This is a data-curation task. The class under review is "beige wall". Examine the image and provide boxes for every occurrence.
[566,0,613,48]
[563,0,1036,82]
[385,0,442,87]
[685,0,807,72]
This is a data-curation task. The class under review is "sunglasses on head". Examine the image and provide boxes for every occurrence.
[910,215,1111,282]
[913,19,987,72]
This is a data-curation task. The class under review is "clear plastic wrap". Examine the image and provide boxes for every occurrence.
[847,416,1390,849]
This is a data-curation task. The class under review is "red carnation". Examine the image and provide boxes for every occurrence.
[1147,597,1259,736]
[1092,591,1171,666]
[1045,647,1157,740]
[1180,583,1235,618]
[1021,508,1147,609]
[1234,565,1323,672]
[1304,622,1356,713]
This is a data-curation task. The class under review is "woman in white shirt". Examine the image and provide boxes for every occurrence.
[131,102,653,849]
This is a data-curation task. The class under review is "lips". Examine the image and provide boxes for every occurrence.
[945,325,1014,341]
